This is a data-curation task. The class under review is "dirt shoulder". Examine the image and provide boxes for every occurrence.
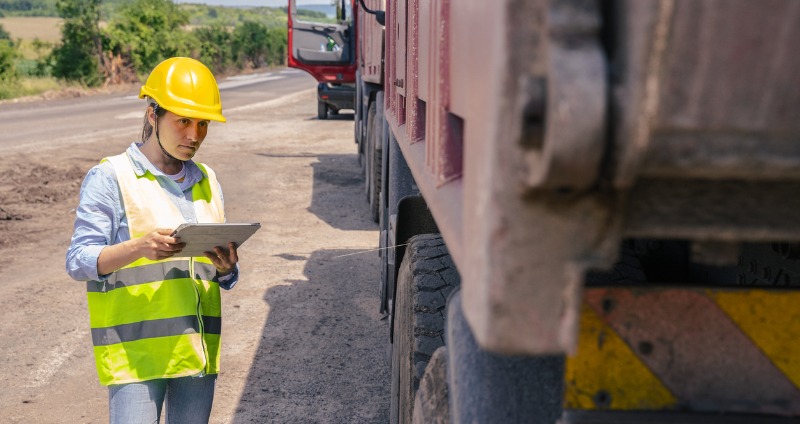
[0,89,389,423]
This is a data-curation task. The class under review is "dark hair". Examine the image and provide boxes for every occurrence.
[140,102,168,142]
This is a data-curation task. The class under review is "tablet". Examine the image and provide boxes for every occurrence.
[171,223,261,257]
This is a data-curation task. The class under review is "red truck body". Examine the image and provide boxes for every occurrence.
[290,1,800,422]
[287,0,357,118]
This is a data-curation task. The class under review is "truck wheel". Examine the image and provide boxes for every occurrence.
[413,347,450,423]
[391,234,461,424]
[364,102,376,199]
[317,101,328,120]
[368,103,382,223]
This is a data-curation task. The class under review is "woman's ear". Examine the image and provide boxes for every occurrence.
[147,106,157,126]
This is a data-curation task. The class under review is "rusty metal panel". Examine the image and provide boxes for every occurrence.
[422,0,437,176]
[417,0,431,103]
[406,0,425,143]
[643,0,800,180]
[566,287,800,415]
[657,1,800,131]
[385,0,396,117]
[395,1,407,125]
[447,0,473,119]
[614,0,800,185]
[432,0,462,186]
[360,0,385,84]
[418,0,462,186]
[395,0,407,99]
[624,179,800,241]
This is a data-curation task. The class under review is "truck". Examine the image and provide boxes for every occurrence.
[287,0,357,119]
[288,0,800,422]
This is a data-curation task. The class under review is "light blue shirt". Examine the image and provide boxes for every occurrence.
[65,142,239,289]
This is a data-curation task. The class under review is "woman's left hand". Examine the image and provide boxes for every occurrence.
[205,242,238,275]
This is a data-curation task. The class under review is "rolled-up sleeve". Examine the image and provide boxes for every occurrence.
[217,264,240,290]
[65,165,120,282]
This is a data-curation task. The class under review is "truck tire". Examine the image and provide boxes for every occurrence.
[317,100,328,120]
[368,102,382,223]
[391,234,461,424]
[364,102,376,200]
[413,347,450,424]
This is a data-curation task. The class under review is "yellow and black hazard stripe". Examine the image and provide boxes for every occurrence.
[564,287,800,416]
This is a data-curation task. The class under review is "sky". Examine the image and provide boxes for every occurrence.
[173,0,331,7]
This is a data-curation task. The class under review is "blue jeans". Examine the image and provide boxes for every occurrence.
[108,374,217,424]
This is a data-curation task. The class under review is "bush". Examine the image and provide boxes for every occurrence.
[263,26,286,67]
[232,20,269,69]
[0,39,18,80]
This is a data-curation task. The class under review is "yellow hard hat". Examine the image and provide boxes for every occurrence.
[139,57,226,122]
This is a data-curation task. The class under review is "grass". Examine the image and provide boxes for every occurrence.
[0,76,64,100]
[0,17,62,43]
[0,17,67,101]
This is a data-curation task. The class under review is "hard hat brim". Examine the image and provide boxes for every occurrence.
[139,88,226,123]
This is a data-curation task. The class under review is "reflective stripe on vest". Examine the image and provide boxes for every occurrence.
[87,152,225,386]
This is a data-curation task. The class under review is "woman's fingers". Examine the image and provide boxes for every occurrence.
[203,243,238,274]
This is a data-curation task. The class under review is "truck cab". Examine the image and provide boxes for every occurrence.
[287,0,357,119]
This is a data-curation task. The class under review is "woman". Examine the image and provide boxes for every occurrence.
[66,57,238,423]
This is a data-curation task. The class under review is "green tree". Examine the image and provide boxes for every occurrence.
[193,23,232,74]
[104,0,197,76]
[232,20,268,69]
[50,0,103,86]
[0,23,10,40]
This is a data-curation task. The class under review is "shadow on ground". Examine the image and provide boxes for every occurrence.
[308,153,376,231]
[252,152,374,231]
[232,248,390,423]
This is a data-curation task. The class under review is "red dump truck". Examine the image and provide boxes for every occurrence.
[289,1,800,422]
[287,0,357,119]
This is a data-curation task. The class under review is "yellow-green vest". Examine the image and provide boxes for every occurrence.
[87,152,225,386]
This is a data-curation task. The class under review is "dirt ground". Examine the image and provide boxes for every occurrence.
[0,89,389,423]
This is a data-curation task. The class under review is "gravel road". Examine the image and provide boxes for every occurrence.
[0,88,389,423]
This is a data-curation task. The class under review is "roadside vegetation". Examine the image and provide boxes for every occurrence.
[0,0,298,100]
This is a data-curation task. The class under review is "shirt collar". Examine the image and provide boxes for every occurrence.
[127,142,204,186]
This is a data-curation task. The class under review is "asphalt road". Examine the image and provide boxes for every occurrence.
[0,68,316,151]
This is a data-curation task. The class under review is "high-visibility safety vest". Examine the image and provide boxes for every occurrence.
[87,152,225,386]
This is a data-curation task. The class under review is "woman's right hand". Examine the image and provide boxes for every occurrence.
[97,228,186,276]
[137,228,186,260]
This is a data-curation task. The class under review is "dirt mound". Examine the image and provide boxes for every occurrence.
[0,156,98,255]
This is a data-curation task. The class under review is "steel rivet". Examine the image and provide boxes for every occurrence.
[593,390,611,408]
[601,297,615,314]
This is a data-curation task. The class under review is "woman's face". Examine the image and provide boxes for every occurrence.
[151,109,210,161]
